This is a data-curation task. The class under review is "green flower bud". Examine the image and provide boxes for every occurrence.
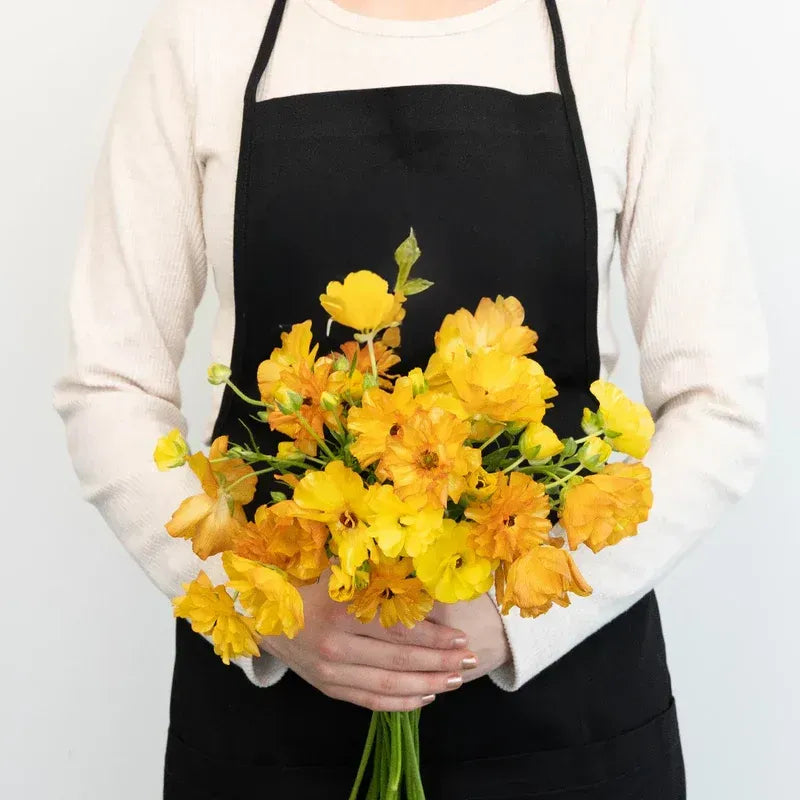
[207,363,232,385]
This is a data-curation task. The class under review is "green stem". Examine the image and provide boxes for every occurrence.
[544,463,585,490]
[293,412,337,460]
[224,378,268,407]
[502,455,526,474]
[366,333,379,380]
[479,427,505,451]
[225,466,275,493]
[387,713,402,797]
[348,711,378,800]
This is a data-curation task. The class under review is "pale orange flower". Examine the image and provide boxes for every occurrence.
[560,462,653,553]
[499,545,592,617]
[465,471,552,561]
[233,503,329,586]
[165,435,256,559]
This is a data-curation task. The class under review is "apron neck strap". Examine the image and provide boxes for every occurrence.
[244,0,289,107]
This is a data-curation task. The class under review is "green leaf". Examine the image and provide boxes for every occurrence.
[270,491,288,503]
[394,227,421,291]
[401,278,434,296]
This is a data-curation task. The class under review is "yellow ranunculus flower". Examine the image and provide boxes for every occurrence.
[172,571,260,665]
[222,552,304,639]
[320,270,406,332]
[560,461,653,553]
[463,467,499,502]
[446,350,557,426]
[290,460,372,532]
[329,564,356,602]
[165,435,256,559]
[413,519,495,603]
[519,422,563,462]
[364,484,444,558]
[499,545,592,617]
[153,428,190,470]
[425,296,538,388]
[589,379,655,459]
[465,471,552,561]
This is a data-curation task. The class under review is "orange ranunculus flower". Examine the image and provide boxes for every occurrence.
[464,471,553,561]
[346,380,416,467]
[377,406,481,508]
[499,545,592,617]
[267,357,340,455]
[222,552,304,639]
[560,461,653,553]
[172,571,260,664]
[165,435,256,559]
[256,320,319,404]
[425,296,538,388]
[349,557,433,628]
[233,503,329,586]
[337,338,400,386]
[444,350,557,426]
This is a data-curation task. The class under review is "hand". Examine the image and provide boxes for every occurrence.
[257,570,479,711]
[426,592,511,683]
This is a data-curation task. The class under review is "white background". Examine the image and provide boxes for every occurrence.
[2,0,798,797]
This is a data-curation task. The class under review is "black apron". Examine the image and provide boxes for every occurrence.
[164,1,686,797]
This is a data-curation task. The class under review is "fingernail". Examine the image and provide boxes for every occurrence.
[451,635,468,648]
[421,694,436,705]
[445,674,463,689]
[461,655,478,669]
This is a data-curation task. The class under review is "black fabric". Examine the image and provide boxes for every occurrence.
[164,0,686,797]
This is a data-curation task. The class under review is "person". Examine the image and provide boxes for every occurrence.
[51,0,769,798]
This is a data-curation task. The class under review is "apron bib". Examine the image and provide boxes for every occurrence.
[164,2,686,797]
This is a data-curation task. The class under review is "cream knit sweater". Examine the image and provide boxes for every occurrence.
[51,0,769,692]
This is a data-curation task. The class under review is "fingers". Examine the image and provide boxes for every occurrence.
[350,616,468,650]
[323,684,438,713]
[336,632,476,674]
[318,661,464,697]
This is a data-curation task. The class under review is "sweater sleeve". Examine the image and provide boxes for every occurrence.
[50,0,287,689]
[488,0,769,692]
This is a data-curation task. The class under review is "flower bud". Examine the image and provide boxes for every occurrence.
[577,436,612,471]
[153,428,190,471]
[408,367,428,397]
[207,363,232,385]
[362,373,379,390]
[320,391,340,411]
[275,387,304,414]
[519,423,564,462]
[277,441,305,462]
[333,356,350,372]
[581,407,603,436]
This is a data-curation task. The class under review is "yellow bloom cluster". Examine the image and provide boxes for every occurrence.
[154,229,655,667]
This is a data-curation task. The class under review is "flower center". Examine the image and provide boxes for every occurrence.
[418,450,440,470]
[503,514,517,527]
[454,556,464,569]
[389,423,401,437]
[339,511,358,529]
[381,587,395,599]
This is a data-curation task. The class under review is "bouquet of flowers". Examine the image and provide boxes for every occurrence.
[153,230,655,799]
